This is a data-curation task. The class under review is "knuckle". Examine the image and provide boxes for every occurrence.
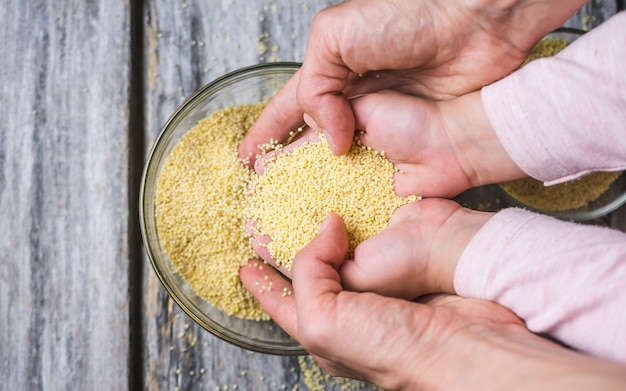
[298,318,334,353]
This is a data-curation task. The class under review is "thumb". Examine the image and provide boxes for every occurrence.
[292,213,349,315]
[297,64,355,155]
[301,100,355,156]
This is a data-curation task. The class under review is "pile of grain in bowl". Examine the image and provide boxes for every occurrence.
[522,35,570,65]
[251,133,420,270]
[155,103,267,320]
[500,171,622,212]
[156,103,418,320]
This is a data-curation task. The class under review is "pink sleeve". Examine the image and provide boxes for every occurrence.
[454,208,626,364]
[481,12,626,186]
[468,14,626,363]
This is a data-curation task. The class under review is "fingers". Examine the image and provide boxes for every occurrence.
[241,213,350,351]
[295,5,359,156]
[292,213,349,296]
[352,91,433,160]
[288,214,430,389]
[252,127,321,175]
[350,91,474,198]
[236,59,356,167]
[245,220,293,278]
[241,213,442,388]
[296,70,355,155]
[239,259,298,337]
[247,128,322,281]
[240,0,402,162]
[247,127,322,280]
[250,233,292,279]
[238,72,306,167]
[291,214,349,326]
[340,202,427,299]
[340,199,471,299]
[351,91,434,197]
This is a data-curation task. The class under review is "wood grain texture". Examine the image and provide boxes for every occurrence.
[0,0,132,390]
[566,0,618,29]
[0,0,622,390]
[140,1,623,390]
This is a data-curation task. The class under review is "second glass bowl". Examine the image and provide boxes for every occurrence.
[495,28,626,220]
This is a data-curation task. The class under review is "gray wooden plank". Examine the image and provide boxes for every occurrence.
[565,0,618,30]
[0,1,132,389]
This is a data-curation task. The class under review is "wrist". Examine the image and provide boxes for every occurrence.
[407,312,626,391]
[427,205,493,294]
[472,0,588,48]
[439,91,525,187]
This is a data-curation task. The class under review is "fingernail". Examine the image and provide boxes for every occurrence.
[323,131,336,153]
[319,214,334,233]
[303,113,319,130]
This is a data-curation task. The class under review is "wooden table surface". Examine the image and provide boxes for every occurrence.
[1,1,623,390]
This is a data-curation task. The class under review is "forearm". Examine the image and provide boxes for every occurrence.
[478,0,589,48]
[482,12,626,184]
[455,208,626,364]
[441,12,626,187]
[439,91,526,187]
[420,329,626,391]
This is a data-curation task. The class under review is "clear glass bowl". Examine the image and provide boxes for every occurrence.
[495,28,626,221]
[139,63,305,355]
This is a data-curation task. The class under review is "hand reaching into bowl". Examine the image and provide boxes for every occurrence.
[247,89,522,282]
[238,0,589,162]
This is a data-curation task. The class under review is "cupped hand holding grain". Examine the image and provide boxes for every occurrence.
[251,193,492,299]
[340,198,493,299]
[249,126,418,272]
[352,90,526,197]
[239,0,588,164]
[240,213,626,390]
[248,129,325,277]
[252,89,526,203]
[351,90,471,198]
[248,89,522,280]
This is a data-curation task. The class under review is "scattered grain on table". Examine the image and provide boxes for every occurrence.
[298,356,381,391]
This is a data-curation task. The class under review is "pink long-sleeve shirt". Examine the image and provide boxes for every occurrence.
[455,12,626,364]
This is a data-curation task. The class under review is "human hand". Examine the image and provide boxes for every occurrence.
[252,89,525,200]
[248,88,515,284]
[239,0,588,162]
[250,194,492,298]
[340,198,492,299]
[351,90,526,198]
[240,213,626,390]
